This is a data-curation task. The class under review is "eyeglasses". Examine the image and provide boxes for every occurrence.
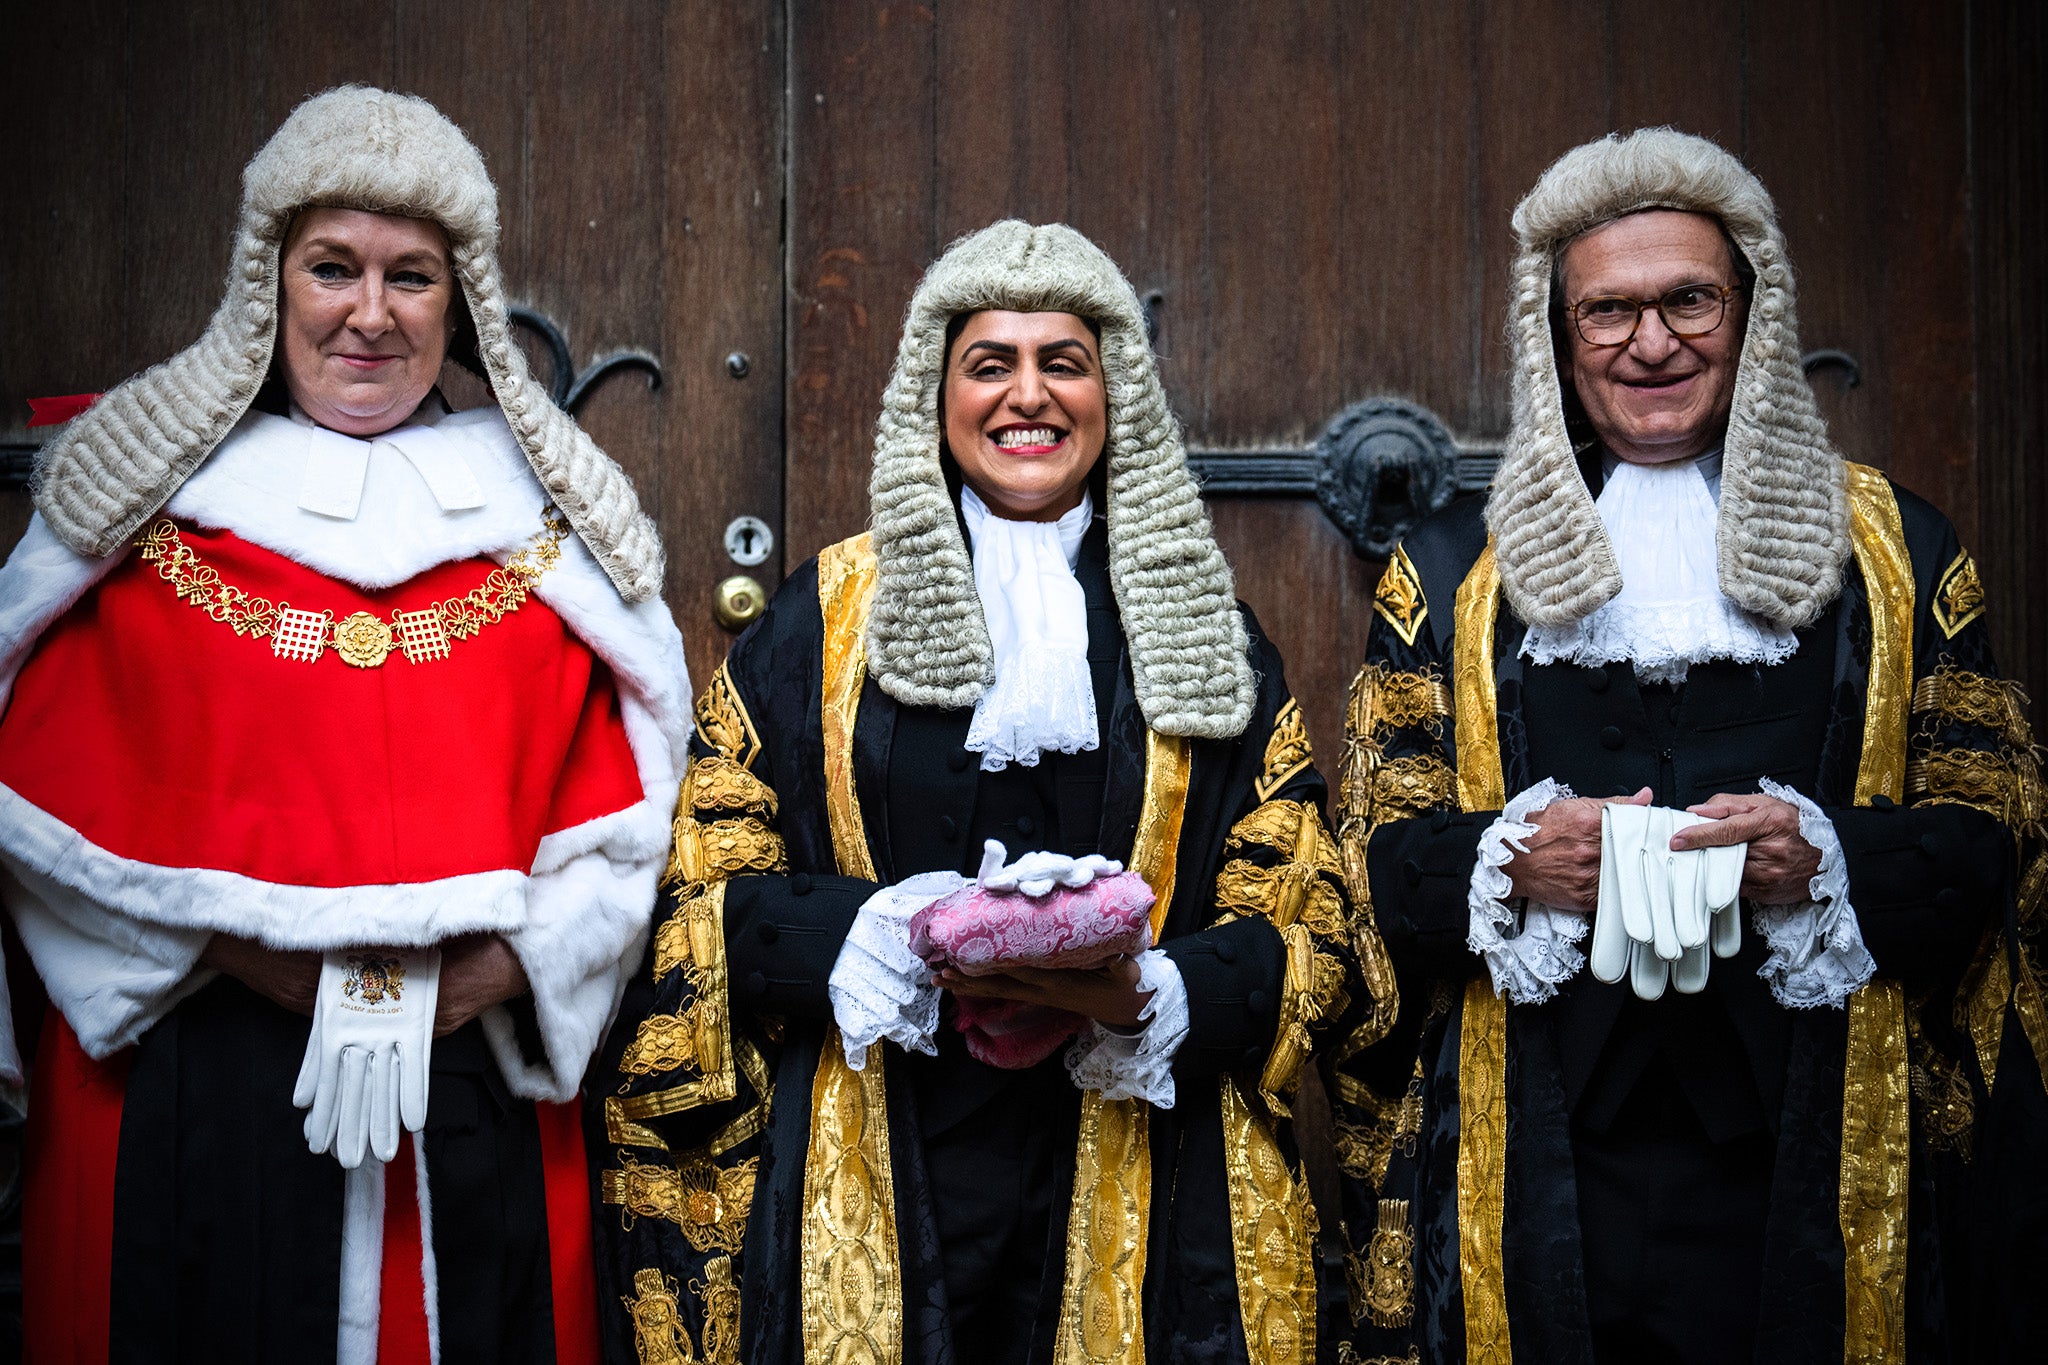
[1565,282,1744,347]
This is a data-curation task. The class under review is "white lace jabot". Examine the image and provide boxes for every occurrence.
[960,486,1099,771]
[1522,450,1797,684]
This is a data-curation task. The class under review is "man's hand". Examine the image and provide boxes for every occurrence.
[433,934,530,1037]
[936,955,1152,1029]
[1506,787,1653,913]
[1671,793,1820,904]
[201,934,321,1016]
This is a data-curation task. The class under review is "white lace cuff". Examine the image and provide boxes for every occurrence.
[1064,950,1188,1108]
[1468,778,1589,1004]
[1751,778,1875,1008]
[827,871,965,1068]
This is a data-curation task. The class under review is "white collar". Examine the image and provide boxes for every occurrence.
[290,396,486,519]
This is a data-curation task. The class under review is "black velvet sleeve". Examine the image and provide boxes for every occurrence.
[721,873,878,1020]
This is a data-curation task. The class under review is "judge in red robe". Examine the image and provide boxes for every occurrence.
[0,85,687,1363]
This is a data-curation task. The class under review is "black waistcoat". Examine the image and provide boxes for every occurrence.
[1521,607,1837,1138]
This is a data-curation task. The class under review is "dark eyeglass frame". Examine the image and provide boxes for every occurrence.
[1565,281,1746,347]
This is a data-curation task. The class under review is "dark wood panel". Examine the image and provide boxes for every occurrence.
[1334,0,1477,430]
[122,0,267,372]
[0,0,129,545]
[1972,0,2048,718]
[261,0,395,127]
[1872,0,1975,545]
[1609,0,1745,155]
[1473,0,1609,435]
[526,0,667,555]
[933,0,1073,237]
[785,0,938,564]
[660,0,788,687]
[1745,0,1887,473]
[1198,0,1343,443]
[1065,1,1209,426]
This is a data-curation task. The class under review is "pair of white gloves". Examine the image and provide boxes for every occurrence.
[291,948,441,1169]
[1590,805,1746,1000]
[972,839,1122,896]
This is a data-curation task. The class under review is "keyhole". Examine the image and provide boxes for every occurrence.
[737,526,757,555]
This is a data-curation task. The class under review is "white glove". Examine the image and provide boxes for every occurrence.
[975,839,1122,897]
[294,948,440,1169]
[1593,805,1745,1000]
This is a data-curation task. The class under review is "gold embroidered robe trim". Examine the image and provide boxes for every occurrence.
[1331,1064,1425,1186]
[1054,727,1190,1365]
[800,1031,900,1365]
[1219,1078,1318,1365]
[1447,542,1512,1364]
[800,533,901,1365]
[1052,1091,1152,1365]
[1841,463,1914,1364]
[681,755,779,820]
[611,1035,773,1153]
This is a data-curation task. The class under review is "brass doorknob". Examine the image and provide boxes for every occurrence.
[713,575,768,631]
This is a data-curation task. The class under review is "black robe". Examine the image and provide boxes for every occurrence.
[1334,459,2043,1364]
[588,518,1384,1364]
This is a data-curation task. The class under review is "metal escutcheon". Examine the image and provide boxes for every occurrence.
[714,575,768,631]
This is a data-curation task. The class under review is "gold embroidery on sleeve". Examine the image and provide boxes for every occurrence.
[1912,666,2034,748]
[692,1256,742,1365]
[1932,550,1987,640]
[1373,545,1430,648]
[683,755,779,819]
[1256,699,1316,802]
[1907,749,2016,820]
[623,1267,695,1365]
[696,663,763,770]
[1361,1198,1416,1329]
[603,1154,759,1253]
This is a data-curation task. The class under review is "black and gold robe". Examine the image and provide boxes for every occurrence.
[588,521,1391,1365]
[1333,460,2045,1364]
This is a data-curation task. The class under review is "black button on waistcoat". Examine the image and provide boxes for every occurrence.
[756,921,780,945]
[790,873,813,896]
[1402,859,1424,887]
[1871,793,1896,811]
[1247,990,1270,1014]
[745,971,768,999]
[1599,726,1625,751]
[948,750,973,773]
[1215,939,1238,965]
[1919,833,1943,859]
[1584,666,1611,693]
[1016,815,1037,837]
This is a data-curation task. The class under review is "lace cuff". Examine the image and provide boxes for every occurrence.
[1751,778,1875,1008]
[828,871,965,1068]
[1468,778,1589,1004]
[1063,950,1188,1108]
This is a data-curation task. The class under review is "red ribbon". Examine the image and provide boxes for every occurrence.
[27,393,102,427]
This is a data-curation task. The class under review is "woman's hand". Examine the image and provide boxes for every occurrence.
[1671,792,1821,904]
[433,934,530,1038]
[1505,787,1653,914]
[936,955,1153,1029]
[201,934,322,1016]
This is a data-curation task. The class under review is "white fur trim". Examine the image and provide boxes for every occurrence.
[1751,778,1875,1008]
[416,1138,442,1364]
[1064,949,1188,1107]
[484,799,670,1100]
[0,514,124,711]
[337,1159,386,1365]
[0,853,215,1059]
[1468,779,1590,1003]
